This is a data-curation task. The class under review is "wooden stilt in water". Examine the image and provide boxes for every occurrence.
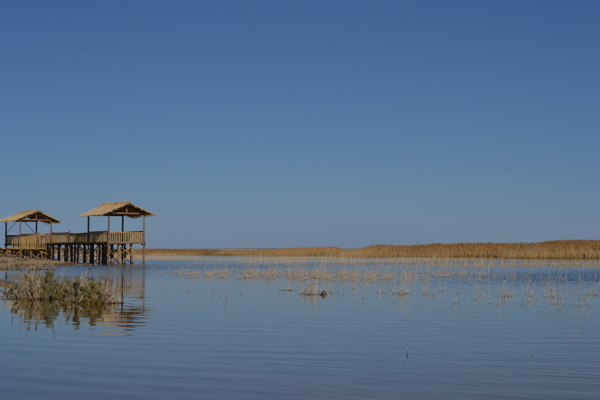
[101,245,107,265]
[142,215,146,265]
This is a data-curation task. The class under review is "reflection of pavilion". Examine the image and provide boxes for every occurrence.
[1,202,155,265]
[6,265,151,335]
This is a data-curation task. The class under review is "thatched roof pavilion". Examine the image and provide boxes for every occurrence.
[1,210,61,238]
[0,210,61,224]
[79,202,155,263]
[79,202,156,218]
[1,203,154,264]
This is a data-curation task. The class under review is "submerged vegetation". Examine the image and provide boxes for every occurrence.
[145,240,600,260]
[4,271,120,306]
[161,257,600,312]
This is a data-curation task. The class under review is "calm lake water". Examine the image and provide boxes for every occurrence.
[1,258,600,399]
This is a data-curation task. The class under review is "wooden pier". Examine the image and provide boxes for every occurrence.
[1,202,155,265]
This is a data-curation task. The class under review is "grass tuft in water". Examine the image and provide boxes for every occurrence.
[4,271,120,305]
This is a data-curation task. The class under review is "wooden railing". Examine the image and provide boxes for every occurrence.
[6,235,20,247]
[6,231,145,248]
[5,234,47,249]
[110,231,144,243]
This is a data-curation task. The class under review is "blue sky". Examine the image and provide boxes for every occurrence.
[1,1,599,248]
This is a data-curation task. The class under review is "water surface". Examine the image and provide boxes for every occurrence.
[1,259,599,399]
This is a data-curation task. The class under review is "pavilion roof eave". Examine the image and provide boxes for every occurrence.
[0,210,61,224]
[79,202,156,218]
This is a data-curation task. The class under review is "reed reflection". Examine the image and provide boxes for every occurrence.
[5,265,150,336]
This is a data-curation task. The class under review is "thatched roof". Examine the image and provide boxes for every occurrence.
[0,210,61,224]
[79,202,156,218]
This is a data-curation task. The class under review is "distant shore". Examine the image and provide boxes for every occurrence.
[143,240,600,260]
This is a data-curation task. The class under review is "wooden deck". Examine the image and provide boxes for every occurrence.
[3,231,146,264]
[2,202,154,265]
[5,231,145,249]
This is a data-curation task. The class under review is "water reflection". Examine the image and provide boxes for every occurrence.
[3,265,150,336]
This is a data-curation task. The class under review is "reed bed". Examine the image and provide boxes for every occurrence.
[144,240,600,260]
[165,256,600,285]
[168,266,577,291]
[163,256,600,312]
[4,271,120,305]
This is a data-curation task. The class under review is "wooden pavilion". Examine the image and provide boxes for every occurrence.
[1,202,155,265]
[1,210,61,259]
[77,202,155,264]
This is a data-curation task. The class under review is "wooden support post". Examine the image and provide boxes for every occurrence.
[101,245,108,265]
[107,216,111,249]
[142,216,146,265]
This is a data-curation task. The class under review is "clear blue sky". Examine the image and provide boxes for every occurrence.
[1,1,599,248]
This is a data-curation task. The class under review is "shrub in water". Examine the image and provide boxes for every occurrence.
[4,271,120,305]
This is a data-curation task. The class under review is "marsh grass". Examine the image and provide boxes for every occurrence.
[575,284,599,310]
[163,257,600,312]
[522,283,536,303]
[145,240,600,260]
[0,255,56,271]
[170,259,598,289]
[299,279,328,297]
[470,287,488,302]
[4,271,120,305]
[498,283,514,300]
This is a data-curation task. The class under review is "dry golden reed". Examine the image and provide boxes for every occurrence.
[144,240,600,260]
[4,271,120,305]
